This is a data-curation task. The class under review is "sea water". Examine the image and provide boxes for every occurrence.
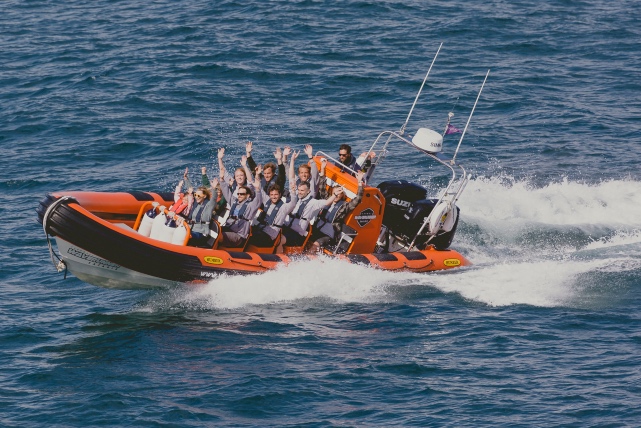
[2,0,641,426]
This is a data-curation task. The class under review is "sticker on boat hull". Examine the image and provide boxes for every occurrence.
[203,256,224,265]
[355,208,376,227]
[200,271,218,278]
[66,247,121,271]
[443,258,461,267]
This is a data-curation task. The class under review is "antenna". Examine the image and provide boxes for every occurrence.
[451,69,490,164]
[399,43,443,135]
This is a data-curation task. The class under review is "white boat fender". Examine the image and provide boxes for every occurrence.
[171,221,189,245]
[149,206,167,240]
[428,201,457,235]
[157,213,177,243]
[138,202,159,237]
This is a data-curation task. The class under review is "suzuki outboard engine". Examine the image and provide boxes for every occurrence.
[377,180,427,226]
[377,180,460,251]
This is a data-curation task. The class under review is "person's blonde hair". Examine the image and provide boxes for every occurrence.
[197,186,212,199]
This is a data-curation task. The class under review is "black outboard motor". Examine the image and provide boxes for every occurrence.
[377,180,460,251]
[378,180,427,226]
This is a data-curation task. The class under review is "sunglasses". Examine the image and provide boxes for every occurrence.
[237,192,248,196]
[339,152,348,157]
[194,194,204,198]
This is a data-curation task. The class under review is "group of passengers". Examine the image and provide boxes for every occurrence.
[169,141,373,253]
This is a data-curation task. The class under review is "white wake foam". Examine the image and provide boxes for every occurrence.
[174,257,418,309]
[459,176,641,228]
[583,229,641,250]
[134,254,640,311]
[426,260,598,307]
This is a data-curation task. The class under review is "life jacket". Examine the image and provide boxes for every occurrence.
[316,200,346,227]
[339,154,358,173]
[191,199,209,224]
[227,199,250,222]
[316,200,346,238]
[286,196,312,227]
[261,175,278,193]
[260,199,284,227]
[169,194,189,215]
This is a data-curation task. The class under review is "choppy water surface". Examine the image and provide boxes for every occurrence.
[2,0,641,426]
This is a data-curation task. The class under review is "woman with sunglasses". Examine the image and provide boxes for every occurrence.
[187,186,216,247]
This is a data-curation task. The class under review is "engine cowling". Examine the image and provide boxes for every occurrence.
[377,180,460,250]
[377,180,427,228]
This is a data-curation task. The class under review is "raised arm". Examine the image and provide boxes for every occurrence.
[304,144,314,162]
[185,192,194,214]
[219,174,233,203]
[289,149,299,185]
[309,156,319,198]
[174,179,184,202]
[274,147,286,189]
[246,164,264,210]
[319,157,327,177]
[252,164,263,192]
[345,171,365,211]
[209,176,220,197]
[356,151,376,172]
[218,147,234,184]
[201,166,210,186]
[241,154,254,183]
[274,147,283,166]
[318,158,329,199]
[282,146,291,165]
[322,188,339,207]
[217,147,226,177]
[183,167,193,189]
[245,141,258,173]
[283,181,298,212]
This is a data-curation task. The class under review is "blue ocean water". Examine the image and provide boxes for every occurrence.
[2,0,641,426]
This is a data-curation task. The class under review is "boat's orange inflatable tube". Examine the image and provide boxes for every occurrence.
[41,190,470,283]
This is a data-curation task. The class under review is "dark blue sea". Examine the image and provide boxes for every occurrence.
[3,0,641,426]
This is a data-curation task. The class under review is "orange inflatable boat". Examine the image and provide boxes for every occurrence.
[38,139,472,290]
[37,65,487,290]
